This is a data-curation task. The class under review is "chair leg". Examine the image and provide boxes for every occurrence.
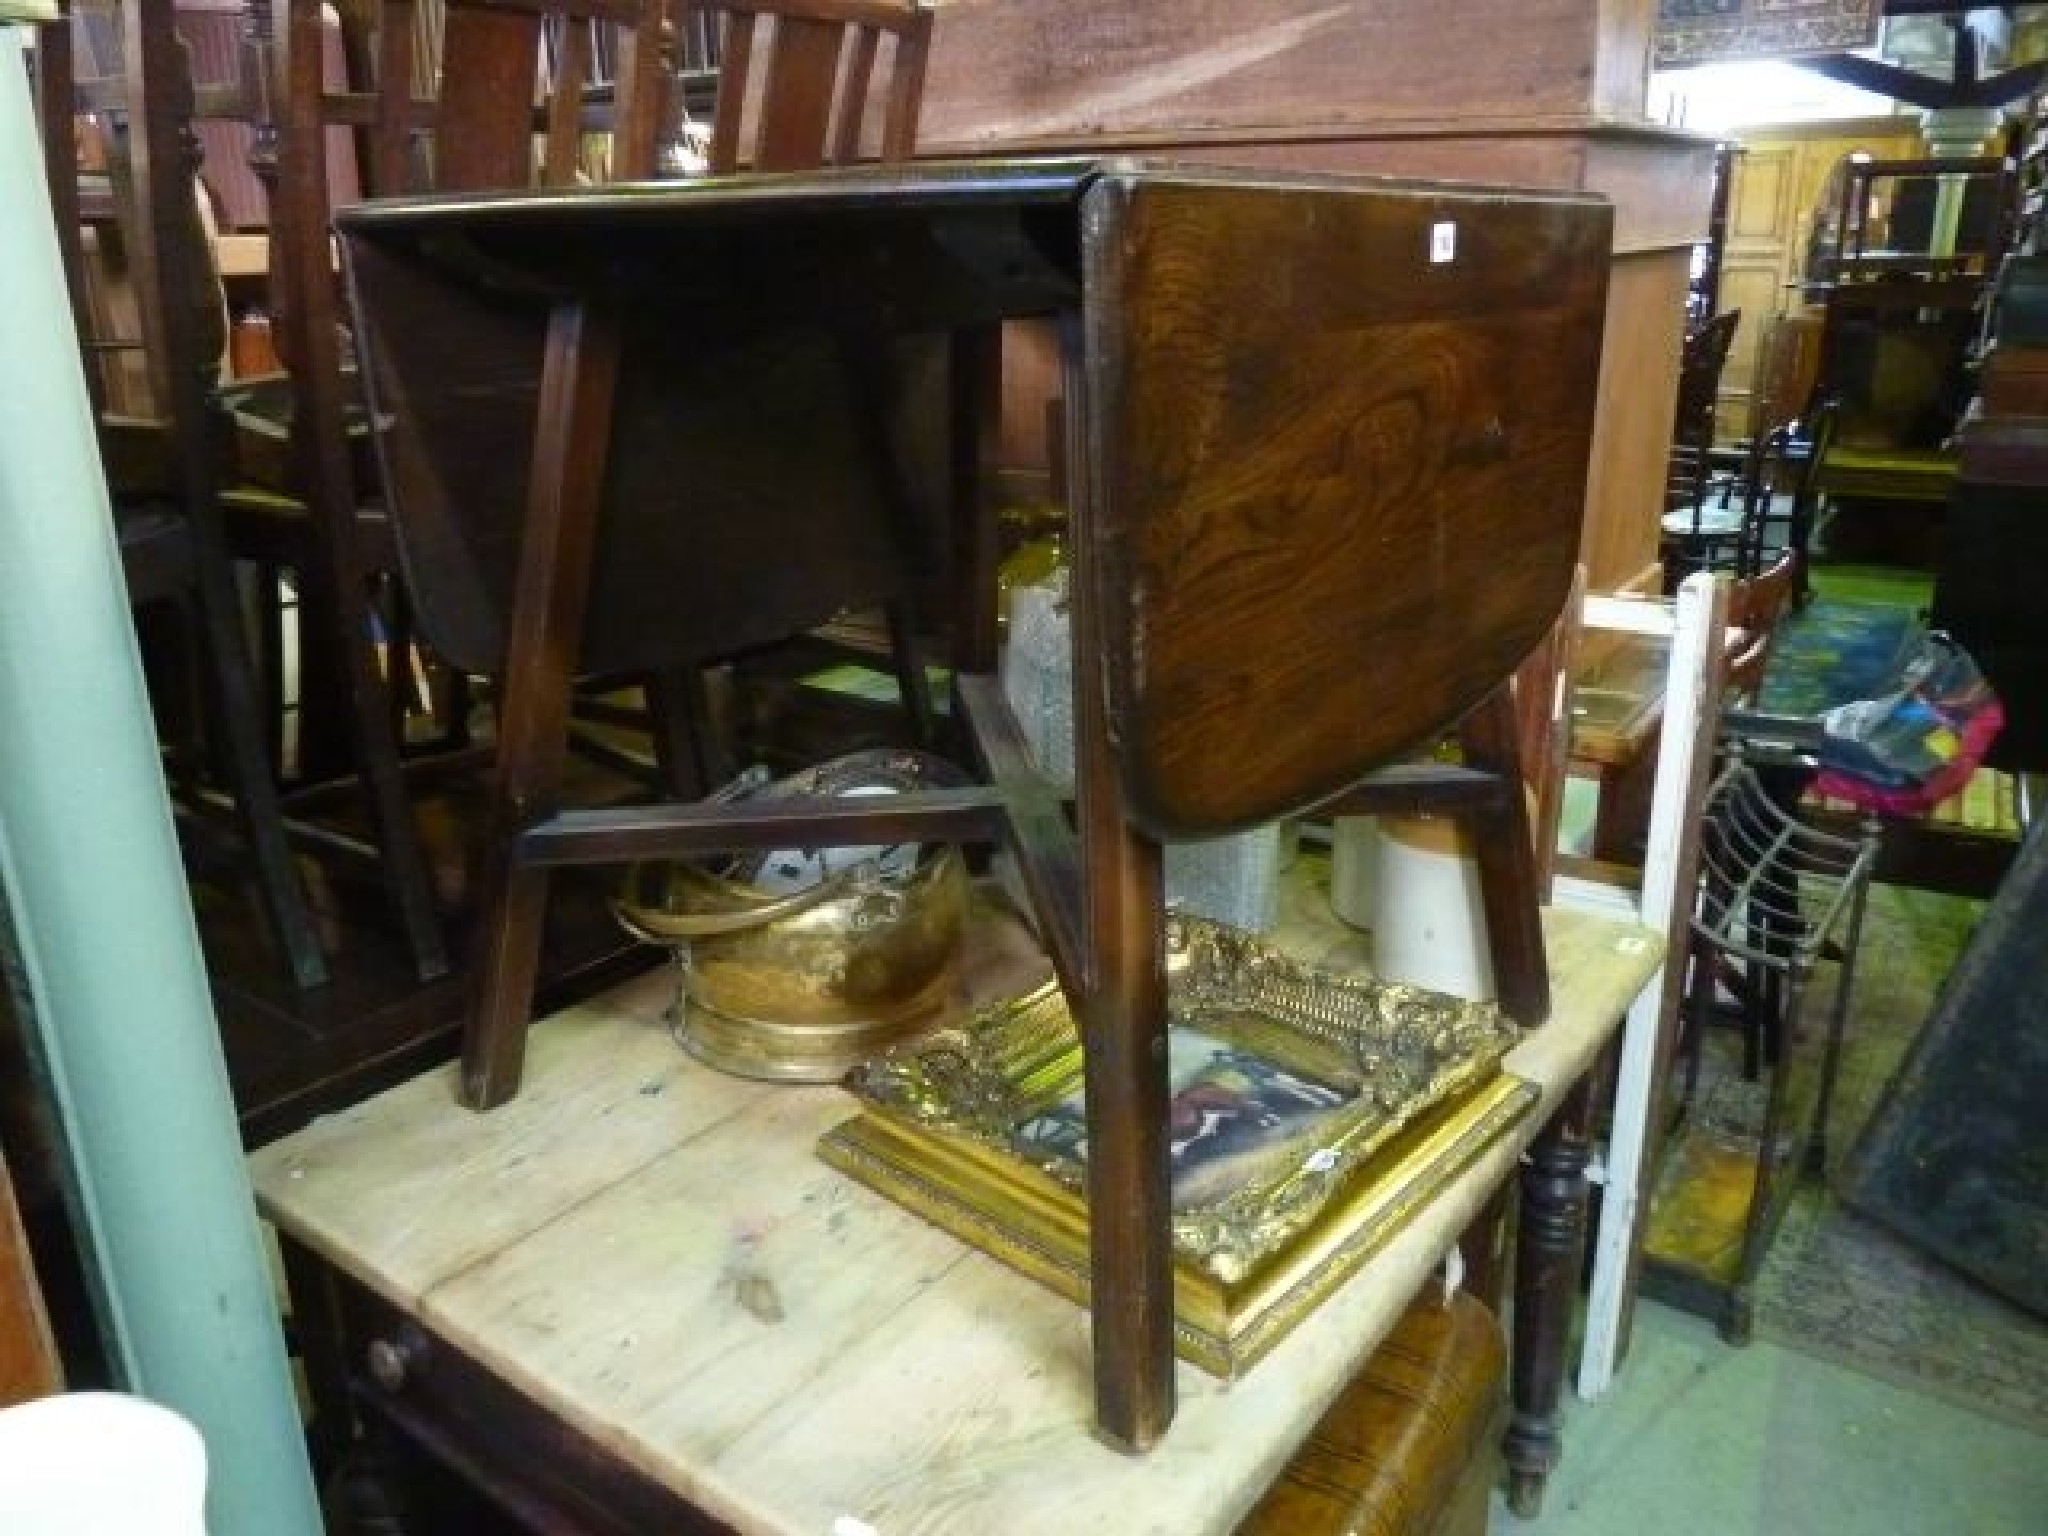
[141,595,207,773]
[1456,682,1550,1028]
[288,377,450,983]
[334,576,450,983]
[188,528,331,990]
[838,334,939,749]
[292,570,355,786]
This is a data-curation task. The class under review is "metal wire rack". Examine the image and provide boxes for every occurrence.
[1650,755,1882,1343]
[1692,759,1878,975]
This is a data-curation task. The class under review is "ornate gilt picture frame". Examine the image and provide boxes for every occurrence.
[820,914,1538,1374]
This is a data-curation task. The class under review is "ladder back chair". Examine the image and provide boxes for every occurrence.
[1760,394,1837,607]
[1658,308,1742,589]
[353,0,942,1083]
[236,0,454,984]
[32,0,329,989]
[688,0,942,777]
[432,0,679,192]
[696,0,933,173]
[220,0,685,984]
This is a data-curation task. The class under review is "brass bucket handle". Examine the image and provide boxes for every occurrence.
[614,859,883,945]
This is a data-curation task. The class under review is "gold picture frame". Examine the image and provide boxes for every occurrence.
[819,913,1538,1376]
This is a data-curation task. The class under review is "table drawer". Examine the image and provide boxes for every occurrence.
[301,1246,731,1536]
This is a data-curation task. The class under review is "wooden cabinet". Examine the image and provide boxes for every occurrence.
[918,0,1660,145]
[918,0,1717,593]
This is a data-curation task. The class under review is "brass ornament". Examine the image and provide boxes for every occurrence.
[615,750,973,1082]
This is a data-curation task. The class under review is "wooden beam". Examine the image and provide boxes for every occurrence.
[1799,50,2047,111]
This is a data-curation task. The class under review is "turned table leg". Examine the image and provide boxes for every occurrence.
[1504,1075,1596,1518]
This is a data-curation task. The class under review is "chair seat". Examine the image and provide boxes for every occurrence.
[219,371,380,496]
[1236,1288,1506,1536]
[218,484,399,570]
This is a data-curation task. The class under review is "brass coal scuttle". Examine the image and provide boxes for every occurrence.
[615,750,970,1082]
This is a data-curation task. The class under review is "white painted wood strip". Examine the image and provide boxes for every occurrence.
[1552,872,1643,919]
[1576,572,1726,1400]
[1582,592,1677,638]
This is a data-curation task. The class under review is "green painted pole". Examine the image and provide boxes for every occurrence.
[0,27,322,1534]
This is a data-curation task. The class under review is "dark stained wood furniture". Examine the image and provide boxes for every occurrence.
[80,0,938,1155]
[33,0,329,990]
[697,0,933,174]
[1809,273,1980,528]
[338,160,1612,1453]
[259,0,938,811]
[656,0,942,786]
[226,0,689,985]
[1659,308,1742,577]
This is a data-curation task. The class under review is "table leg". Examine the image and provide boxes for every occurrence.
[1063,318,1176,1451]
[463,296,624,1109]
[1504,1074,1596,1518]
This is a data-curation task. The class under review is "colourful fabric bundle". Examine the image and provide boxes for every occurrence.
[1813,630,2005,816]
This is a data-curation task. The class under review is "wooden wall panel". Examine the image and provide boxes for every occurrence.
[1715,262,1791,438]
[1714,117,1925,438]
[1728,145,1794,245]
[1593,0,1655,121]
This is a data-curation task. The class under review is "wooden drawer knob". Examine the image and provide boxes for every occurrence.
[366,1326,430,1393]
